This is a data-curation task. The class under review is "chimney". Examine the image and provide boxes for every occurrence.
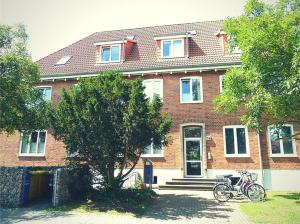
[215,30,229,54]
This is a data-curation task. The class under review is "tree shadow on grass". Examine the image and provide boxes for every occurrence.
[137,193,234,221]
[273,192,300,204]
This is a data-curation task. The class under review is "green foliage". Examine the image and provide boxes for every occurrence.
[0,24,47,134]
[65,166,93,200]
[134,172,144,189]
[214,0,300,133]
[50,71,172,189]
[89,188,157,213]
[48,188,157,214]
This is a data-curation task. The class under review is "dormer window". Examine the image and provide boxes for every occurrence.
[101,45,121,63]
[94,37,136,64]
[162,39,184,58]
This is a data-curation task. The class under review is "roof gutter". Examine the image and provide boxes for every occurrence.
[40,62,241,81]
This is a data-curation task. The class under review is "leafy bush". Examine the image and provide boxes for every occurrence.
[88,188,157,213]
[66,166,92,200]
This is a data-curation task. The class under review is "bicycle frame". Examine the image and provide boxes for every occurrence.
[218,171,253,197]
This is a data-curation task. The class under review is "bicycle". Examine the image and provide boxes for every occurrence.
[213,170,266,202]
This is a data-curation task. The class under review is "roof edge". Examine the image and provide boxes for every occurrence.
[40,62,241,81]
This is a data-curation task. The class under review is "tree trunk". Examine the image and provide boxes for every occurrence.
[107,164,116,189]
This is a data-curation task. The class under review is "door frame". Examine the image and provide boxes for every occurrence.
[180,123,206,178]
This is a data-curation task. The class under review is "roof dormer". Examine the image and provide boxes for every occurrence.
[215,30,241,55]
[154,31,196,59]
[94,36,136,64]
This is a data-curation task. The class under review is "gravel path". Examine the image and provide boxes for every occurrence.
[0,190,251,224]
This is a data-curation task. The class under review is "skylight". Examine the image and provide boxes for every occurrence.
[55,56,72,65]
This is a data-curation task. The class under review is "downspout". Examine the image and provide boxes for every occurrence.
[122,40,126,63]
[185,32,190,58]
[257,132,264,186]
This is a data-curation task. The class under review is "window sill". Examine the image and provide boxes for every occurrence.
[141,154,164,158]
[19,154,45,157]
[180,101,203,104]
[270,154,298,158]
[225,154,250,158]
[95,61,122,65]
[160,56,185,59]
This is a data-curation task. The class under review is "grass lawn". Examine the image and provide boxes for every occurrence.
[240,192,300,224]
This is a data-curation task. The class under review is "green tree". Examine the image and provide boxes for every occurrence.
[50,71,172,189]
[214,0,300,136]
[0,24,46,134]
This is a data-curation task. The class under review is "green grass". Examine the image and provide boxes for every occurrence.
[240,192,300,224]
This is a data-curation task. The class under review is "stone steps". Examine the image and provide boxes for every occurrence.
[159,178,217,191]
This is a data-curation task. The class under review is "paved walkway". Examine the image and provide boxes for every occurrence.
[0,190,251,224]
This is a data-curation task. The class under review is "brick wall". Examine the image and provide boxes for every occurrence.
[0,72,299,170]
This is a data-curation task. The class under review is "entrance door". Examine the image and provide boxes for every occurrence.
[183,126,202,177]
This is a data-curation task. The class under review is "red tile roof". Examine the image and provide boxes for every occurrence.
[37,20,240,77]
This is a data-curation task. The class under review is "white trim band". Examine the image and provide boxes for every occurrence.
[40,64,239,81]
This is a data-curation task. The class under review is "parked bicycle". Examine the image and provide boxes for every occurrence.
[213,170,266,202]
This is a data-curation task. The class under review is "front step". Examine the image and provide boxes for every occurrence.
[159,178,217,191]
[159,184,213,191]
[165,181,216,185]
[172,178,217,182]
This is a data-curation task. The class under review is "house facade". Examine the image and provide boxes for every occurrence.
[0,21,299,191]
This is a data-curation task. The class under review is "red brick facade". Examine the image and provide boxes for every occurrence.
[1,71,299,171]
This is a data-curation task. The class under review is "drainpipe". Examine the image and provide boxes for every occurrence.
[257,132,264,186]
[185,32,190,58]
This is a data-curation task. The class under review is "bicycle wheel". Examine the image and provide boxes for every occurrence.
[213,183,232,202]
[247,183,266,202]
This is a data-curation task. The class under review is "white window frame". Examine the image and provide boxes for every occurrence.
[141,141,164,158]
[35,86,52,101]
[268,124,297,157]
[100,44,121,63]
[19,130,47,157]
[161,38,184,58]
[219,75,224,93]
[142,79,163,101]
[180,77,203,104]
[223,125,250,157]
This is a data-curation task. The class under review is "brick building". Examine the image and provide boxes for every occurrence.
[1,20,299,190]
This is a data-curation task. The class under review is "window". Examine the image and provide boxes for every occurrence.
[180,77,202,103]
[142,141,163,157]
[161,39,184,58]
[100,45,121,62]
[219,75,224,93]
[143,79,163,100]
[36,87,52,101]
[268,125,296,157]
[55,56,72,65]
[223,126,249,157]
[19,131,47,156]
